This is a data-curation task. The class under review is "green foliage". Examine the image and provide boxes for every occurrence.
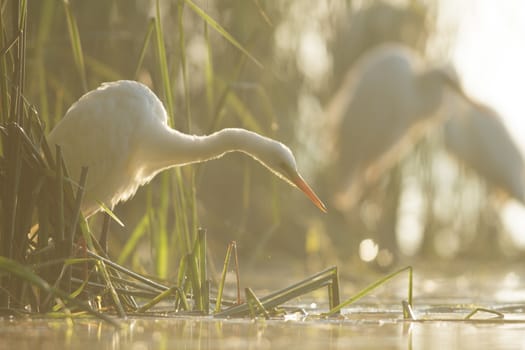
[63,0,87,92]
[0,0,281,318]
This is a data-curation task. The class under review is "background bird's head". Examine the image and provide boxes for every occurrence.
[432,65,476,104]
[416,64,477,116]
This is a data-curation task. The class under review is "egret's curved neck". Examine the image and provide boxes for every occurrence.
[141,128,272,174]
[184,128,271,163]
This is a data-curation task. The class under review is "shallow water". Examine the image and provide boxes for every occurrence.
[2,262,525,350]
[2,311,525,350]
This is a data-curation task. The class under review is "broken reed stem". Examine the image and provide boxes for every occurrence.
[325,266,413,317]
[465,308,504,320]
[137,286,178,313]
[198,228,207,311]
[188,252,202,311]
[232,241,241,304]
[328,266,340,311]
[215,241,234,313]
[245,287,269,319]
[215,266,339,318]
[86,250,169,292]
[97,259,126,317]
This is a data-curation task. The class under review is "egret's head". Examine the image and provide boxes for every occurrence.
[417,64,479,116]
[259,139,327,213]
[430,65,478,106]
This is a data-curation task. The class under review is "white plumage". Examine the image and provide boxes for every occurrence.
[48,80,326,216]
[330,44,474,209]
[444,104,525,203]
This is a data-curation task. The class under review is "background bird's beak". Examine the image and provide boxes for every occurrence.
[292,174,327,213]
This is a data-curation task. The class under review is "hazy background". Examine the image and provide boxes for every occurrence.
[22,0,525,276]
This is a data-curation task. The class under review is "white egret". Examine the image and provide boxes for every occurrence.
[444,104,525,203]
[329,44,475,210]
[48,80,326,217]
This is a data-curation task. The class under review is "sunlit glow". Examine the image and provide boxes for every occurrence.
[501,200,525,249]
[376,249,394,268]
[297,30,332,88]
[495,290,525,304]
[502,272,520,289]
[434,229,460,259]
[434,0,525,248]
[295,92,327,179]
[422,280,438,294]
[359,239,379,262]
[396,177,425,256]
[495,271,524,302]
[450,0,525,154]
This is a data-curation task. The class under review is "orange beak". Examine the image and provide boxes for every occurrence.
[292,174,327,213]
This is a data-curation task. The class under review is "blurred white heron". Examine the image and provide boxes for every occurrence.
[327,44,476,210]
[444,104,525,203]
[48,80,326,218]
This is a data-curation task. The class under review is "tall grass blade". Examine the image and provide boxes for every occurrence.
[96,201,125,227]
[225,89,264,133]
[96,259,127,317]
[197,229,207,310]
[12,0,27,125]
[0,21,9,125]
[154,0,175,122]
[183,0,262,69]
[232,241,241,304]
[214,241,234,313]
[153,174,169,279]
[84,56,121,82]
[133,18,155,80]
[176,286,190,311]
[62,0,87,92]
[98,214,111,254]
[178,1,191,131]
[117,212,149,265]
[0,31,20,57]
[4,125,23,261]
[55,146,65,242]
[33,0,55,123]
[154,0,196,261]
[188,252,202,310]
[205,47,246,126]
[203,23,214,118]
[176,254,188,289]
[176,1,199,251]
[202,279,210,314]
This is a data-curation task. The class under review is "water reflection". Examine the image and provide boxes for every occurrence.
[2,314,525,350]
[3,262,525,350]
